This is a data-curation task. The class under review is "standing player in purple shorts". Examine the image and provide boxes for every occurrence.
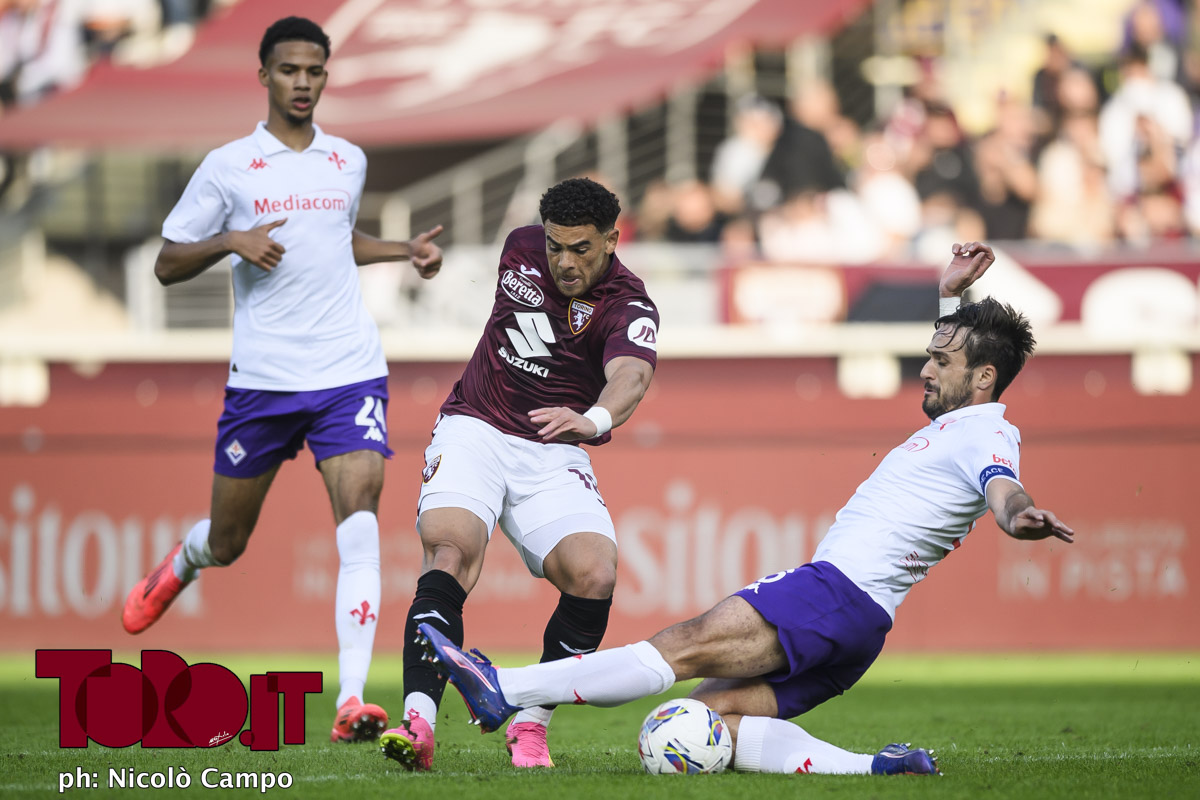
[380,178,659,770]
[415,242,1075,776]
[120,17,444,744]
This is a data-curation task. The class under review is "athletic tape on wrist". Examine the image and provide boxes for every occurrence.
[938,297,961,319]
[583,406,612,437]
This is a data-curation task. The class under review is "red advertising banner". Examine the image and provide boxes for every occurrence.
[1,355,1195,652]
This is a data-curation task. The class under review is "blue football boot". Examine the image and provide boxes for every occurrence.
[416,623,521,733]
[871,743,941,775]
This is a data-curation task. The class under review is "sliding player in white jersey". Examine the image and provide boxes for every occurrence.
[418,241,1074,776]
[120,16,444,744]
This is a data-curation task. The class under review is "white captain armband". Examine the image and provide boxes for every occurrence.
[583,406,613,437]
[938,296,961,319]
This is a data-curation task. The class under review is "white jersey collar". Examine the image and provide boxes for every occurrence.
[252,122,333,155]
[931,402,1007,425]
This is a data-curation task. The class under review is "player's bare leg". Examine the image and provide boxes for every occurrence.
[661,603,934,775]
[420,594,785,731]
[415,507,490,592]
[650,596,788,680]
[320,450,389,742]
[122,468,278,634]
[683,653,937,775]
[318,449,383,523]
[206,468,281,564]
[506,531,617,767]
[541,532,617,599]
[386,507,488,769]
[688,676,779,720]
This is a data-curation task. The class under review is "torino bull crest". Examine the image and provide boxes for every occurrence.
[568,299,594,334]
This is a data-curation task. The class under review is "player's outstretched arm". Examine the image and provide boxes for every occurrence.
[529,356,654,443]
[351,224,444,278]
[155,219,287,285]
[985,478,1074,543]
[939,241,995,299]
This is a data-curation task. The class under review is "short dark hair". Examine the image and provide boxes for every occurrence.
[936,297,1035,399]
[260,17,330,66]
[539,178,621,232]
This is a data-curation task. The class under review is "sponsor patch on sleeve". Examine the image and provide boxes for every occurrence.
[978,463,1017,493]
[627,317,658,350]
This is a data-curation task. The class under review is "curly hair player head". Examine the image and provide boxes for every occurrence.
[539,178,621,232]
[260,17,331,65]
[935,297,1035,400]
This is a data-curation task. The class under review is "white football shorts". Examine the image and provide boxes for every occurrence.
[417,414,616,578]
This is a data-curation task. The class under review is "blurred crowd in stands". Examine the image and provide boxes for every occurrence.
[5,0,1200,261]
[0,0,220,199]
[0,0,213,110]
[635,0,1200,260]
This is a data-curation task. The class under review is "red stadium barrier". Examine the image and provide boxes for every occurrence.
[1,355,1196,652]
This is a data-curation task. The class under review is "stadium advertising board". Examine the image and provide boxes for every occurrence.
[0,356,1195,652]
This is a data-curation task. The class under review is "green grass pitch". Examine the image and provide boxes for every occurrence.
[1,652,1196,798]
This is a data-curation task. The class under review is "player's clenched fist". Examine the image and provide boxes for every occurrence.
[230,218,288,271]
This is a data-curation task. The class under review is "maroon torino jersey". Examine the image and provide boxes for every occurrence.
[440,225,659,444]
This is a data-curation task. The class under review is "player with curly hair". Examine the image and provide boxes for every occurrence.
[381,178,660,770]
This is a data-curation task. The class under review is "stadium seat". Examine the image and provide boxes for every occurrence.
[1081,267,1198,340]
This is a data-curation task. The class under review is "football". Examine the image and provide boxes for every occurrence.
[636,698,733,774]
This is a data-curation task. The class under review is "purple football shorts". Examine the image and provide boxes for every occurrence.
[213,377,393,478]
[734,560,893,719]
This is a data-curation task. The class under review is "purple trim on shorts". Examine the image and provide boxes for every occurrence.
[735,561,892,719]
[213,377,392,478]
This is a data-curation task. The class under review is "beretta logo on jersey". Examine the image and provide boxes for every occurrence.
[36,649,321,751]
[501,270,544,307]
[253,189,350,215]
[569,299,595,334]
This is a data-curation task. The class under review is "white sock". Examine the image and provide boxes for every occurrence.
[733,716,874,775]
[403,692,438,730]
[498,641,675,708]
[334,511,381,709]
[173,519,217,582]
[511,706,554,727]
